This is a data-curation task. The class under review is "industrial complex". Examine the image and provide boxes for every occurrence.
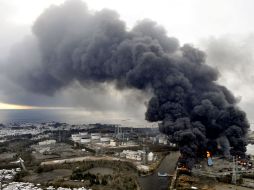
[0,122,254,190]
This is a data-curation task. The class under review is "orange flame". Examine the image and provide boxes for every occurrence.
[206,151,211,158]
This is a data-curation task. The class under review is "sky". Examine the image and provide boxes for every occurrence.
[1,0,254,126]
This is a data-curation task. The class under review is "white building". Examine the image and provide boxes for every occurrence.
[158,135,168,145]
[121,150,143,161]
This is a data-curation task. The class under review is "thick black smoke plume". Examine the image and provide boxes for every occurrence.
[8,0,249,167]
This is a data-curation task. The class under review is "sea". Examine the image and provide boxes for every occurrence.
[0,109,149,126]
[0,109,122,125]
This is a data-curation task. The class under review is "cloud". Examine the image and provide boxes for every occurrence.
[200,34,254,124]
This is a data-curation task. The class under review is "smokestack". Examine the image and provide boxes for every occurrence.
[7,0,249,168]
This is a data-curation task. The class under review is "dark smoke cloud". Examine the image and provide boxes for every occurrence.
[4,0,249,167]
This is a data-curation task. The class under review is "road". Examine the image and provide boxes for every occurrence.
[41,156,124,165]
[138,151,180,190]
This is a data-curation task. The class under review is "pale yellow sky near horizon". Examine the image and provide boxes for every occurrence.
[0,102,35,109]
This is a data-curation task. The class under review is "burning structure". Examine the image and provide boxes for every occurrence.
[6,0,249,168]
[207,151,213,166]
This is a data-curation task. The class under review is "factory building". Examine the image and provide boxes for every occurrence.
[158,135,168,145]
[71,132,115,145]
[120,150,149,161]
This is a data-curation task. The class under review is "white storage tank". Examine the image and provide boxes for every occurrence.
[72,134,79,138]
[91,135,100,140]
[158,137,164,144]
[71,134,81,142]
[100,137,110,142]
[147,152,154,162]
[80,138,91,144]
[110,140,116,147]
[91,133,101,140]
[79,132,88,137]
[91,133,100,136]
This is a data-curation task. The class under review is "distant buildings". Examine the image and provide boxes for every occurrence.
[2,182,92,190]
[71,132,112,145]
[0,169,18,181]
[0,122,94,142]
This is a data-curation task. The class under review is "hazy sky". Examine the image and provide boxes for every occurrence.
[1,0,254,125]
[2,0,254,45]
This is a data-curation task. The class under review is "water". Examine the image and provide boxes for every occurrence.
[0,109,125,124]
[138,151,180,190]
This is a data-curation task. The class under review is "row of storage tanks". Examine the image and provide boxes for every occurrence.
[71,132,112,144]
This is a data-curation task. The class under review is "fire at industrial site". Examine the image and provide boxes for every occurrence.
[0,0,254,190]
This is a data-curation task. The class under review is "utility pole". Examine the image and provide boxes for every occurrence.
[58,130,61,142]
[19,158,27,171]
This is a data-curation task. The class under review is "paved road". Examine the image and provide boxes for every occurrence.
[138,151,180,190]
[41,156,123,165]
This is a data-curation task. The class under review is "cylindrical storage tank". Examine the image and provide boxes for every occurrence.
[91,135,100,140]
[110,140,116,147]
[100,137,110,142]
[81,138,91,144]
[79,132,88,138]
[72,134,79,138]
[147,152,154,162]
[158,137,165,144]
[72,136,81,142]
[91,133,100,137]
